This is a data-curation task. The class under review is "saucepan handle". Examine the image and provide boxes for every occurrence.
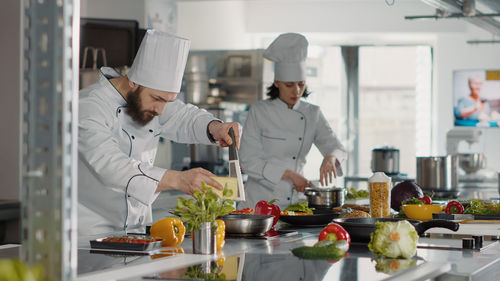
[414,219,459,236]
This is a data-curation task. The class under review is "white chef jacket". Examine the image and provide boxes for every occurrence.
[78,67,217,236]
[238,98,346,209]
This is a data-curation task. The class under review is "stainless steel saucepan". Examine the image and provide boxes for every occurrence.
[304,187,345,208]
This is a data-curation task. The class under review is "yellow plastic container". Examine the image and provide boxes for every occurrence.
[402,204,443,221]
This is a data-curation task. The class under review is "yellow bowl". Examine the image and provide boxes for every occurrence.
[402,204,443,221]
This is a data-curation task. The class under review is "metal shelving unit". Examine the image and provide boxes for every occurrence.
[21,0,79,280]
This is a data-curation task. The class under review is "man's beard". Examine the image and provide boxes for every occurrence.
[126,87,157,126]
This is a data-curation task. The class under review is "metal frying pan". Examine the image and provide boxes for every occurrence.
[331,218,459,243]
[279,209,341,227]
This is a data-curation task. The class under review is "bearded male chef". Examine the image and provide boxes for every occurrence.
[239,33,346,209]
[78,30,241,235]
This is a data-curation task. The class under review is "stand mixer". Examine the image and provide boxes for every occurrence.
[446,128,486,178]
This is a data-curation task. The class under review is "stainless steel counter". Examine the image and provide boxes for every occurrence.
[73,224,500,281]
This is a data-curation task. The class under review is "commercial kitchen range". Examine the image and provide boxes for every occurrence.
[3,223,499,281]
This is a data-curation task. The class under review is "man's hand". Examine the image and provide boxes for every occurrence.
[157,168,223,195]
[208,121,242,149]
[282,170,314,192]
[320,155,338,186]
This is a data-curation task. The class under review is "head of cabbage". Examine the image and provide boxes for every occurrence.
[367,220,418,259]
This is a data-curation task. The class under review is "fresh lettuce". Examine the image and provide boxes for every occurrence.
[367,220,418,259]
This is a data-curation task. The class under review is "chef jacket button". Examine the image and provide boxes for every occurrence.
[300,117,304,120]
[149,129,153,133]
[131,135,135,140]
[299,137,302,141]
[292,156,296,160]
[149,159,153,163]
[287,197,290,200]
[127,195,131,198]
[118,109,121,113]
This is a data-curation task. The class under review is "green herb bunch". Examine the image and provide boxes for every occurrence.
[173,182,235,232]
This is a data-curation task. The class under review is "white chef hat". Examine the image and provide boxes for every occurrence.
[263,33,308,82]
[128,30,190,92]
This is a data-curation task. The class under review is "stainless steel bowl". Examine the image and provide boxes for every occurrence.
[221,214,273,234]
[304,187,345,208]
[458,153,486,174]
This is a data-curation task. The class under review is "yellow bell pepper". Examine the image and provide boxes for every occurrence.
[216,219,226,251]
[150,217,186,247]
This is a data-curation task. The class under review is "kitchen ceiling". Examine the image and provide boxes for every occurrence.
[417,0,500,36]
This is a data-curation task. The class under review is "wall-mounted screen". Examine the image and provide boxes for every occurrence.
[453,69,500,127]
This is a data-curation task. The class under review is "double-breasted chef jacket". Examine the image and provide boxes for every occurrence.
[238,98,346,209]
[78,67,217,235]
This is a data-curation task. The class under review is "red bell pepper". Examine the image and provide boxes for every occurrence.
[255,199,281,229]
[318,223,351,247]
[419,195,432,205]
[445,201,464,214]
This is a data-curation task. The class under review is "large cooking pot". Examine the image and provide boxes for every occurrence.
[371,147,400,175]
[331,218,459,242]
[416,155,458,191]
[304,187,345,208]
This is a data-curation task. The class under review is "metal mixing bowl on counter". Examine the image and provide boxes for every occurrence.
[221,214,273,235]
[304,187,345,208]
[458,153,486,174]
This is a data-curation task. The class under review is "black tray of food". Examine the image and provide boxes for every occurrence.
[90,236,162,251]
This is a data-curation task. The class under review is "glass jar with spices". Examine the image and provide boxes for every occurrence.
[368,172,391,218]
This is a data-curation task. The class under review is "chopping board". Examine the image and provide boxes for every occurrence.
[425,222,500,236]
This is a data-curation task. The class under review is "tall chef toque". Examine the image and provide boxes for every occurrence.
[128,30,191,92]
[263,33,308,82]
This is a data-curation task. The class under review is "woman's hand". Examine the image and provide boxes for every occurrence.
[282,170,314,192]
[320,155,338,186]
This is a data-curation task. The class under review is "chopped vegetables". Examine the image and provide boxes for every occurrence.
[280,210,313,216]
[285,202,314,213]
[368,220,418,259]
[445,201,464,214]
[401,198,424,205]
[464,199,500,216]
[345,188,369,200]
[230,208,254,214]
[102,236,160,244]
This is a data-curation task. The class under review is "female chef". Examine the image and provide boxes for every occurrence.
[239,33,346,209]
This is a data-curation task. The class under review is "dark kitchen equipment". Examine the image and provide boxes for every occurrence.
[80,18,139,68]
[221,214,273,235]
[278,209,341,227]
[331,218,459,243]
[371,146,400,175]
[304,187,345,208]
[416,155,458,192]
